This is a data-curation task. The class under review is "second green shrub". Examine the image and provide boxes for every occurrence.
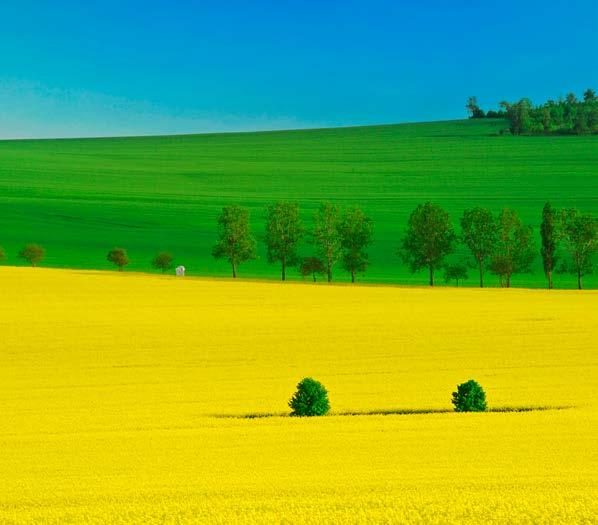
[289,377,330,417]
[452,379,487,412]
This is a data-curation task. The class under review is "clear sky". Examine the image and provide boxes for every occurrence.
[1,0,597,139]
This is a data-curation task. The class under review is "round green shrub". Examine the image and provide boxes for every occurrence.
[451,379,487,412]
[289,377,330,417]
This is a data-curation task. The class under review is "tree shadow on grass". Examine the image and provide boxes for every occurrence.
[213,405,575,420]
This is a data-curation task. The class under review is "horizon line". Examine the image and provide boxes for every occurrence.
[0,117,480,143]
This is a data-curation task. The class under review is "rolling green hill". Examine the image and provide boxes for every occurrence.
[0,118,596,287]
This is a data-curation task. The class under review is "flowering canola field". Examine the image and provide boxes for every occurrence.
[0,267,596,523]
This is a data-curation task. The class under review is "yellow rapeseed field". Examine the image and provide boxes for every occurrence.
[0,267,596,523]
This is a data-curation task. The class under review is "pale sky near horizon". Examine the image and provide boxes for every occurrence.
[1,0,597,139]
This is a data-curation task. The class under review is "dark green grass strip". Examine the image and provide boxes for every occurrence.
[213,405,575,419]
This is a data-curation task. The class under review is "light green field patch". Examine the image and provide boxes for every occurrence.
[0,119,596,287]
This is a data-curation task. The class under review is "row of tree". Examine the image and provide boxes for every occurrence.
[466,89,598,135]
[106,248,176,274]
[0,244,179,274]
[4,202,596,288]
[211,201,598,289]
[213,202,373,283]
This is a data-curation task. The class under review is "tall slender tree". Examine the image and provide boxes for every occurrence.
[400,202,456,286]
[212,205,257,278]
[264,201,303,281]
[540,202,558,289]
[466,96,484,118]
[312,202,341,283]
[559,209,598,290]
[489,208,535,287]
[460,207,496,287]
[338,206,373,283]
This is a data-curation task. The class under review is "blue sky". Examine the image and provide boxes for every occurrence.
[1,0,597,138]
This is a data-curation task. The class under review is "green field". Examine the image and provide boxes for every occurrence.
[0,118,596,287]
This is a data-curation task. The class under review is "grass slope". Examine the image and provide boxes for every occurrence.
[0,119,596,287]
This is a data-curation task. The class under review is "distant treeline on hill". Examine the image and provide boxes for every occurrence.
[466,88,598,135]
[6,202,597,290]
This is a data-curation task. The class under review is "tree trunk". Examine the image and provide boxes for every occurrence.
[327,260,332,283]
[478,260,484,288]
[232,262,237,278]
[547,270,553,290]
[429,265,434,286]
[281,256,286,281]
[351,269,355,283]
[578,268,583,290]
[506,274,511,288]
[312,272,316,283]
